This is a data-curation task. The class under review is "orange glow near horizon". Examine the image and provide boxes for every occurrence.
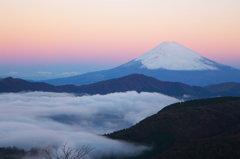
[0,0,240,68]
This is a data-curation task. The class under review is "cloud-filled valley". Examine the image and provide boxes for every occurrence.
[0,91,180,158]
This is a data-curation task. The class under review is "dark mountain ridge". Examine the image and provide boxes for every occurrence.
[0,74,240,98]
[0,77,59,92]
[205,82,240,97]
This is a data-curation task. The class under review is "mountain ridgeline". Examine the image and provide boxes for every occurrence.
[43,42,240,86]
[106,97,240,159]
[1,74,240,98]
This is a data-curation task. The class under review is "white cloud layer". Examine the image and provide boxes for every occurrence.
[0,91,180,158]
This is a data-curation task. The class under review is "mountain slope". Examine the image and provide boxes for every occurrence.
[153,128,240,159]
[1,74,240,98]
[106,97,240,159]
[64,73,211,97]
[43,42,240,86]
[0,74,211,98]
[204,82,240,96]
[0,77,59,92]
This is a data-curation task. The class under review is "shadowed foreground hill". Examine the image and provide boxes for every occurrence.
[106,97,240,159]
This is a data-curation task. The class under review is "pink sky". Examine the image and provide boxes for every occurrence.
[0,0,240,79]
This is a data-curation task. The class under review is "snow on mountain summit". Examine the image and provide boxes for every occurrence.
[134,42,219,70]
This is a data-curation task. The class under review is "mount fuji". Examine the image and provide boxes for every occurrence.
[44,42,240,86]
[127,41,219,71]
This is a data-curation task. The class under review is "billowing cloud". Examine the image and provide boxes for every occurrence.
[0,91,180,158]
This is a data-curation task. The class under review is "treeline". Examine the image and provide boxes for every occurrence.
[0,146,25,159]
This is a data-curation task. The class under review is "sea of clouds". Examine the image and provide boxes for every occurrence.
[0,91,180,158]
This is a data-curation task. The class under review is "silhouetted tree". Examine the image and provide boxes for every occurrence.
[44,142,94,159]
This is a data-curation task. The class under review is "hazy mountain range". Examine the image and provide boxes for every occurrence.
[43,42,240,86]
[1,74,240,98]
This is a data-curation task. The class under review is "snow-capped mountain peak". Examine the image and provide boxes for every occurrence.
[43,41,240,86]
[134,42,218,70]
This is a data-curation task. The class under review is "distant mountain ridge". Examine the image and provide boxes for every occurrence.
[43,42,240,86]
[0,74,240,98]
[205,82,240,95]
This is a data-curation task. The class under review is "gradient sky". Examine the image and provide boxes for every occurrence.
[0,0,240,80]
